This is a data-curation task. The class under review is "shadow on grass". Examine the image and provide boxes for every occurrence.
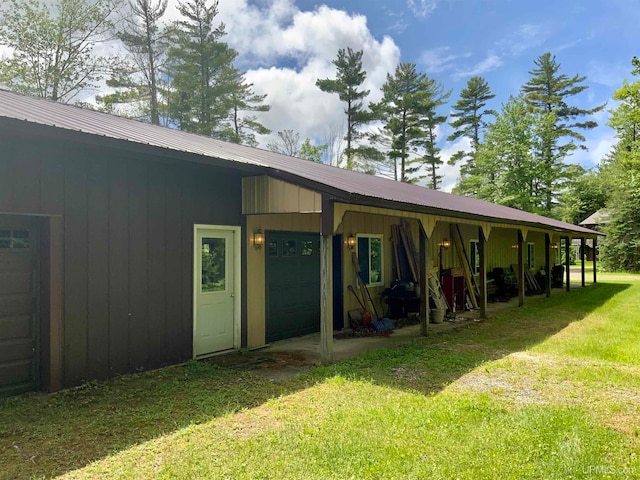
[0,282,630,479]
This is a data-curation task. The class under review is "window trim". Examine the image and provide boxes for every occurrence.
[356,234,384,287]
[469,239,480,275]
[527,242,535,270]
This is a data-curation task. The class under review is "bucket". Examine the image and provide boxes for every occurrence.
[430,308,445,324]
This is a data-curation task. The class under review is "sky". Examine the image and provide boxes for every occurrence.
[5,0,638,191]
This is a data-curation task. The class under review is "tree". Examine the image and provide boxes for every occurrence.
[371,63,449,186]
[522,52,605,210]
[456,96,557,213]
[299,138,327,163]
[166,0,237,136]
[267,130,301,156]
[447,76,495,178]
[556,167,608,224]
[322,122,346,166]
[316,47,371,170]
[600,60,640,272]
[98,0,168,124]
[220,71,270,147]
[0,0,119,103]
[419,77,450,189]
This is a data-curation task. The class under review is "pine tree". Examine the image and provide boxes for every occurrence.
[316,48,371,170]
[98,0,169,124]
[447,76,495,178]
[522,52,605,211]
[418,77,450,189]
[221,71,270,147]
[167,0,237,136]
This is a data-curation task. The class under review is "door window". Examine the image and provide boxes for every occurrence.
[201,237,226,292]
[357,234,383,286]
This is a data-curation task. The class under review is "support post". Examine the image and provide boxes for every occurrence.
[565,236,571,292]
[320,196,334,365]
[478,227,487,319]
[545,233,551,298]
[593,237,598,284]
[517,230,525,307]
[419,224,428,336]
[580,237,586,287]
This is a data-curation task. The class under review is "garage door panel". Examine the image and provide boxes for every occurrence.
[0,219,38,395]
[266,232,320,343]
[0,315,32,341]
[0,272,32,294]
[0,360,32,386]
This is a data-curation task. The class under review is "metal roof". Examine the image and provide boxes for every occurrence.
[579,209,611,227]
[0,89,597,236]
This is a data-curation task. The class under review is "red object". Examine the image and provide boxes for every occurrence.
[442,274,466,311]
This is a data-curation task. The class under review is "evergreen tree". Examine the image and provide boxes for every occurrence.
[316,48,371,170]
[98,0,169,124]
[418,77,450,189]
[522,52,605,210]
[220,71,270,147]
[447,76,495,178]
[600,61,640,272]
[0,0,119,103]
[166,0,237,136]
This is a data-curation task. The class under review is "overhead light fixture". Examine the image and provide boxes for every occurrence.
[346,234,357,250]
[253,230,265,249]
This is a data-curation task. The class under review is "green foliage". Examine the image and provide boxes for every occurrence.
[166,0,235,136]
[0,0,118,103]
[556,168,609,224]
[448,76,496,175]
[600,60,640,272]
[299,138,327,163]
[456,96,558,213]
[521,52,605,211]
[371,63,450,186]
[316,47,371,170]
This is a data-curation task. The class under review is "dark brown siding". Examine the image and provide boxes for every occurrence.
[0,132,245,388]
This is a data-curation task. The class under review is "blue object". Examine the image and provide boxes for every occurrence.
[369,318,395,332]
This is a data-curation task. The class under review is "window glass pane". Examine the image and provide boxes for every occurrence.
[528,244,535,270]
[202,237,225,292]
[283,240,296,257]
[11,230,29,249]
[301,240,313,256]
[357,237,370,284]
[0,239,10,249]
[268,240,278,256]
[470,240,479,274]
[369,237,382,283]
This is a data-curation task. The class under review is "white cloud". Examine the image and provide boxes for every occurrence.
[495,23,550,57]
[452,54,503,79]
[407,0,439,18]
[588,61,631,88]
[171,1,400,146]
[569,131,616,168]
[420,46,471,74]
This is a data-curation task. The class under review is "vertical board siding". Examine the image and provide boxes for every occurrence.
[108,159,130,377]
[164,168,184,363]
[86,158,110,380]
[147,166,167,368]
[127,162,150,370]
[63,157,89,385]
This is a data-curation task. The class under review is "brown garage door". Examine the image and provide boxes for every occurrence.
[0,217,39,396]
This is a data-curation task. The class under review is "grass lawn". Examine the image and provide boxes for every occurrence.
[2,280,640,479]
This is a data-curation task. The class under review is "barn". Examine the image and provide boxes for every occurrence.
[0,89,598,396]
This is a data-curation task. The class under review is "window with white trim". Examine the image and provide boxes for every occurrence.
[469,239,480,274]
[357,234,383,286]
[527,242,535,270]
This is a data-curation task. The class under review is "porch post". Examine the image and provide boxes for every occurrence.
[320,195,334,365]
[419,224,429,336]
[581,237,586,287]
[478,227,487,319]
[593,237,598,284]
[545,233,551,298]
[565,236,571,292]
[517,229,525,307]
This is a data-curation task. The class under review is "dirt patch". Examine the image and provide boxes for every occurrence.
[453,371,546,405]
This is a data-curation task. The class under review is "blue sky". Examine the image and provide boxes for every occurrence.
[170,1,638,188]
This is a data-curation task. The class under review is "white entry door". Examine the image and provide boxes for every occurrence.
[194,227,236,356]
